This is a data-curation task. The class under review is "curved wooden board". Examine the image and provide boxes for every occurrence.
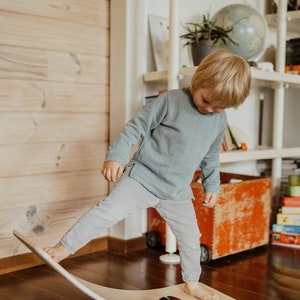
[13,230,105,300]
[13,230,235,300]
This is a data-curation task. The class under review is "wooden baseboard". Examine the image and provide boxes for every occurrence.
[0,236,108,275]
[1,235,147,275]
[108,235,147,253]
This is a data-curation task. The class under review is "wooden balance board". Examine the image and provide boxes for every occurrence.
[13,230,235,300]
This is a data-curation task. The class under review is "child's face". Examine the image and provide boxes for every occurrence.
[192,88,224,114]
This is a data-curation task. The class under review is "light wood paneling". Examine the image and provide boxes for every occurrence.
[0,79,109,113]
[0,0,110,260]
[1,170,107,208]
[0,46,109,83]
[0,142,107,177]
[0,11,108,55]
[0,113,108,144]
[0,197,108,258]
[0,0,109,27]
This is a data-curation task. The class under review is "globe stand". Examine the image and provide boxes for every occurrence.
[159,224,180,264]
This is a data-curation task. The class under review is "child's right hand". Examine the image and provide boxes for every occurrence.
[101,161,124,182]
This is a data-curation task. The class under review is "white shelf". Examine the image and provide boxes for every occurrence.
[220,147,300,163]
[144,67,300,87]
[143,69,168,82]
[265,10,300,33]
[251,68,300,86]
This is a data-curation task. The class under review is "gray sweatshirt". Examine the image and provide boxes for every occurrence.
[105,88,227,201]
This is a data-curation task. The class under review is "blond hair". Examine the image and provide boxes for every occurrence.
[190,48,251,109]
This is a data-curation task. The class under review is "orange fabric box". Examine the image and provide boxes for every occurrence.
[147,171,272,262]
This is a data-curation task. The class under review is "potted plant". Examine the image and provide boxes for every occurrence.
[180,12,238,65]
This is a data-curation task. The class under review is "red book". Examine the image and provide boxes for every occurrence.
[271,231,300,249]
[282,196,300,207]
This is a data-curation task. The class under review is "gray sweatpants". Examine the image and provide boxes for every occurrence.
[60,167,201,283]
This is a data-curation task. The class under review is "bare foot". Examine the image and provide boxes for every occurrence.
[184,282,219,300]
[42,242,70,262]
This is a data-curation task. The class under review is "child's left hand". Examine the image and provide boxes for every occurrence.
[202,193,218,208]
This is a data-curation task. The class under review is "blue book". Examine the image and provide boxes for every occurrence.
[272,223,300,234]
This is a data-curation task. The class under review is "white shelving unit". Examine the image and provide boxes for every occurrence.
[143,0,300,200]
[265,9,300,33]
[144,66,300,86]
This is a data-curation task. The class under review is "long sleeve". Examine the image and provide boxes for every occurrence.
[200,124,226,194]
[105,94,168,166]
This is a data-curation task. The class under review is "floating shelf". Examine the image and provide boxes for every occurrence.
[220,147,300,163]
[143,67,300,87]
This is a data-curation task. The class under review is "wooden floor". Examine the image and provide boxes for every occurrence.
[0,243,299,300]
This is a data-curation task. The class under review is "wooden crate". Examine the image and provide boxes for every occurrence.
[147,171,272,262]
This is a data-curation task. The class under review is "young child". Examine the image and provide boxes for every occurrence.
[44,49,251,300]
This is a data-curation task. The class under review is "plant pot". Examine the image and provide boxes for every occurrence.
[191,40,220,66]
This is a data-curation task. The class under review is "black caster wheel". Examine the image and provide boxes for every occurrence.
[200,244,211,263]
[147,231,161,248]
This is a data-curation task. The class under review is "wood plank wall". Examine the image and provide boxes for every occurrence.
[0,0,110,260]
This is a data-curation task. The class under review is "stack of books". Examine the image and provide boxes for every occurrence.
[281,158,300,195]
[271,174,300,249]
[256,157,300,194]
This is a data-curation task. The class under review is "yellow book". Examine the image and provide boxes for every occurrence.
[277,213,300,225]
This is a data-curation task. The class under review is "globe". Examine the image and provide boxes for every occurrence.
[213,4,268,61]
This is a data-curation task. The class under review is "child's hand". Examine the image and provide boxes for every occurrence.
[202,193,218,208]
[101,161,124,182]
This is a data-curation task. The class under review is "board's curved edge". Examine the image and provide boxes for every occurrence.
[13,230,105,300]
[13,230,235,300]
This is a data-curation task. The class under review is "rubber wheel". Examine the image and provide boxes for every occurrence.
[147,231,161,248]
[200,244,211,263]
